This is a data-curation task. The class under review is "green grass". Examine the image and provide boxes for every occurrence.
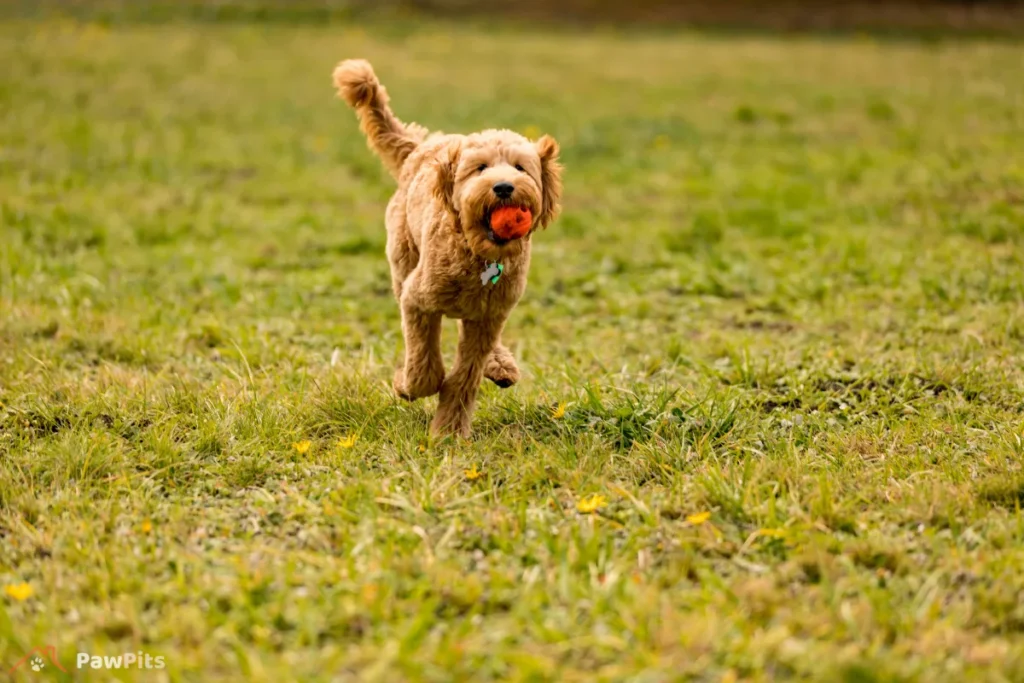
[2,13,1024,682]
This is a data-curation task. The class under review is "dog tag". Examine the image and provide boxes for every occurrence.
[480,262,504,286]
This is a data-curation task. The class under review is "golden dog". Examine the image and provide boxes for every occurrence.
[333,59,563,437]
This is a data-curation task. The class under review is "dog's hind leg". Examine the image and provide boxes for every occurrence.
[385,196,417,299]
[484,342,519,388]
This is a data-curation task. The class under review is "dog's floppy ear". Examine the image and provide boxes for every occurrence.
[434,141,462,220]
[535,135,562,229]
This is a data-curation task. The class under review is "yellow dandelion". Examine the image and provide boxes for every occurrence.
[418,444,426,453]
[141,519,153,533]
[686,511,711,525]
[577,494,607,514]
[4,582,33,601]
[338,434,358,449]
[523,125,541,139]
[759,528,787,539]
[551,402,566,419]
[292,440,311,454]
[464,465,483,481]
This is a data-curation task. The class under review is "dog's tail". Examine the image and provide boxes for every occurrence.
[333,59,427,180]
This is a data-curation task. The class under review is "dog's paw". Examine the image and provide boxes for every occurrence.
[394,366,444,401]
[484,348,520,389]
[393,368,415,401]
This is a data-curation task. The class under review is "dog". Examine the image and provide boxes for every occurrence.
[333,59,563,438]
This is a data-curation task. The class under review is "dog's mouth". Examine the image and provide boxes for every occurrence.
[485,227,510,246]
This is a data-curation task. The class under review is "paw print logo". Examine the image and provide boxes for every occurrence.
[7,645,68,675]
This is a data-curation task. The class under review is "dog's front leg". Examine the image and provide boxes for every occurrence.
[431,318,503,438]
[393,289,444,401]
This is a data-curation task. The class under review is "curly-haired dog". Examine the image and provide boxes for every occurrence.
[333,59,563,438]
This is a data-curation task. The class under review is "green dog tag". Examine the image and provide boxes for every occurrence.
[481,262,504,285]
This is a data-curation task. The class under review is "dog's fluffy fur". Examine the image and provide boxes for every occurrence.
[333,59,562,438]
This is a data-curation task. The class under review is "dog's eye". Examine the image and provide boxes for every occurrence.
[476,164,487,172]
[515,164,525,172]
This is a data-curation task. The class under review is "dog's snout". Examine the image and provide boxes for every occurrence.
[492,182,515,199]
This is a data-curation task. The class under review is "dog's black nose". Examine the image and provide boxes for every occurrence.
[492,182,515,199]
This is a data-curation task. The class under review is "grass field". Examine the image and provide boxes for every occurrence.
[2,11,1024,682]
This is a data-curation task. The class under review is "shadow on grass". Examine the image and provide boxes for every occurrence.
[478,385,740,452]
[977,476,1024,510]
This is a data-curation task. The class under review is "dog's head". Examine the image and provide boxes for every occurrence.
[435,129,562,261]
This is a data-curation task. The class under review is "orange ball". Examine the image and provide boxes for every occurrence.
[489,206,532,240]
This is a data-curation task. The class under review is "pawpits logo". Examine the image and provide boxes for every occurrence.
[7,646,165,674]
[77,651,166,670]
[7,645,68,674]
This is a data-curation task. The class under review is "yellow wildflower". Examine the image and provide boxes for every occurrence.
[418,444,426,453]
[464,465,483,481]
[577,494,607,514]
[523,125,541,139]
[551,402,566,419]
[338,434,358,449]
[4,583,33,601]
[686,511,711,526]
[292,440,311,454]
[141,520,153,533]
[759,528,787,539]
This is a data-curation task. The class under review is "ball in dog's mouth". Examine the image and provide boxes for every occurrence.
[487,206,532,243]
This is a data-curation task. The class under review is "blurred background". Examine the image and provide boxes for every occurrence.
[4,0,1024,34]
